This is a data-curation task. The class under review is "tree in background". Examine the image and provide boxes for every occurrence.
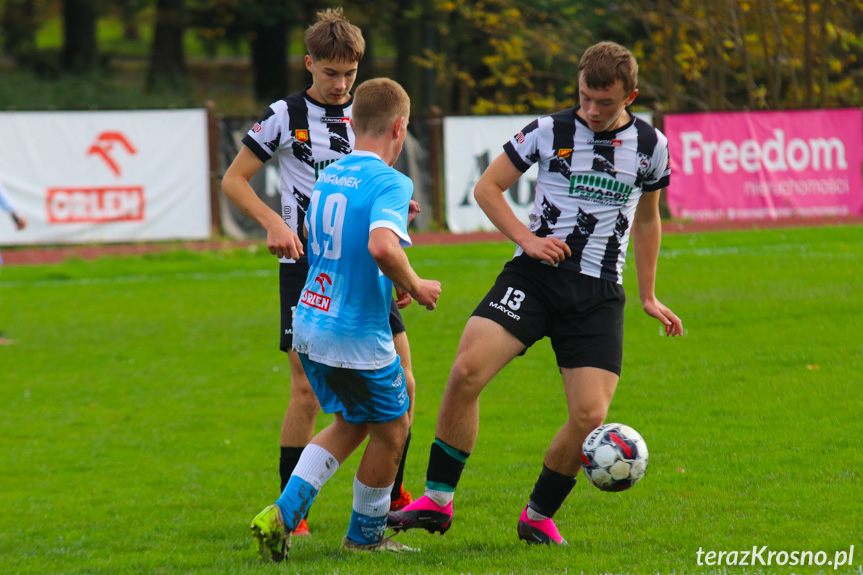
[62,0,98,72]
[147,0,187,91]
[4,0,863,114]
[1,0,38,64]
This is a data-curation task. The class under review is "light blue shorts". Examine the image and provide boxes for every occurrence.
[298,355,409,424]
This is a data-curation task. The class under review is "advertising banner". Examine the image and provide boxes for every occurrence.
[665,109,863,221]
[0,109,210,245]
[445,112,652,233]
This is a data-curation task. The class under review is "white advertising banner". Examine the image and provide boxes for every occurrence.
[444,112,652,233]
[0,109,210,245]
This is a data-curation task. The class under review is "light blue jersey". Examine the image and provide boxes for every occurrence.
[292,150,413,370]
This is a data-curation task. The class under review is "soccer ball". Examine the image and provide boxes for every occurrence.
[580,423,648,492]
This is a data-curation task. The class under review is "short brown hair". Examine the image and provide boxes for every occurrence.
[304,8,365,63]
[352,78,411,137]
[578,41,638,94]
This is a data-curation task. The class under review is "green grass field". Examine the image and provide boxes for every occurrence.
[1,226,861,574]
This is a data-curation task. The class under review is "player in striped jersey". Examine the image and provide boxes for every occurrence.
[222,9,416,537]
[389,42,683,545]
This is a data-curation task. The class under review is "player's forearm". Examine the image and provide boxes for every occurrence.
[221,175,284,232]
[632,216,661,303]
[474,180,534,248]
[369,232,422,295]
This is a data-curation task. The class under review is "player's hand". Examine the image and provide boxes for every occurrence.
[267,224,304,260]
[521,235,571,265]
[413,279,442,311]
[407,200,421,225]
[12,213,27,231]
[395,286,413,309]
[642,296,683,337]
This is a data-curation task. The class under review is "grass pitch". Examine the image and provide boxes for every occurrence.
[1,226,861,574]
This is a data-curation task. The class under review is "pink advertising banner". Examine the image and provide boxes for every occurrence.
[664,109,863,221]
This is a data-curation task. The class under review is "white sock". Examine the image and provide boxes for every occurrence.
[353,476,393,517]
[292,444,339,491]
[526,506,550,522]
[424,488,454,507]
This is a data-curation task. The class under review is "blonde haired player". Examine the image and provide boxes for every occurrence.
[249,78,440,560]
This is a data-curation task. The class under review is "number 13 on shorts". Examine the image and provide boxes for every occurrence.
[500,287,525,311]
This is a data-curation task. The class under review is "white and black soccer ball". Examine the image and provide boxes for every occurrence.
[580,423,648,492]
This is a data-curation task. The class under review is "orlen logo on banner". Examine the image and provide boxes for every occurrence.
[47,131,145,224]
[88,132,137,178]
[47,187,145,223]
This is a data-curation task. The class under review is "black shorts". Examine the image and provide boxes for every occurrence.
[471,255,626,375]
[279,262,406,352]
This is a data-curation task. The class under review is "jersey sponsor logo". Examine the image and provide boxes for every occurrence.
[87,131,137,178]
[568,174,633,206]
[381,208,404,223]
[46,187,145,223]
[589,138,623,147]
[558,148,573,158]
[515,131,526,144]
[252,123,262,133]
[295,129,309,142]
[314,159,337,178]
[320,116,351,124]
[313,273,332,292]
[300,288,331,311]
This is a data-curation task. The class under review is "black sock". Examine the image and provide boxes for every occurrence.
[280,446,309,521]
[527,465,577,519]
[426,438,470,492]
[391,428,412,500]
[279,446,304,492]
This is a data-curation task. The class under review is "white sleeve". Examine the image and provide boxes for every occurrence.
[0,179,19,214]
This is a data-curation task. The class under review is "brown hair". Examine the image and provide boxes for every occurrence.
[578,41,638,94]
[304,8,365,63]
[352,78,411,137]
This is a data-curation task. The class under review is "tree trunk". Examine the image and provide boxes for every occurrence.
[355,26,376,87]
[62,0,98,72]
[393,0,424,112]
[1,0,37,60]
[770,0,795,108]
[121,0,141,42]
[251,17,288,104]
[147,0,187,91]
[818,0,830,107]
[803,0,813,107]
[729,0,756,109]
[658,0,677,110]
[755,0,778,108]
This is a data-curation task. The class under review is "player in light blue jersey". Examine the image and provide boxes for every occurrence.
[250,78,441,561]
[0,176,28,345]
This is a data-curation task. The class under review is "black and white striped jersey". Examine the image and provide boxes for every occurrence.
[243,90,354,263]
[503,106,670,284]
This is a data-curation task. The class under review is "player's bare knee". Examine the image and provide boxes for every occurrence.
[446,357,488,397]
[570,406,607,434]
